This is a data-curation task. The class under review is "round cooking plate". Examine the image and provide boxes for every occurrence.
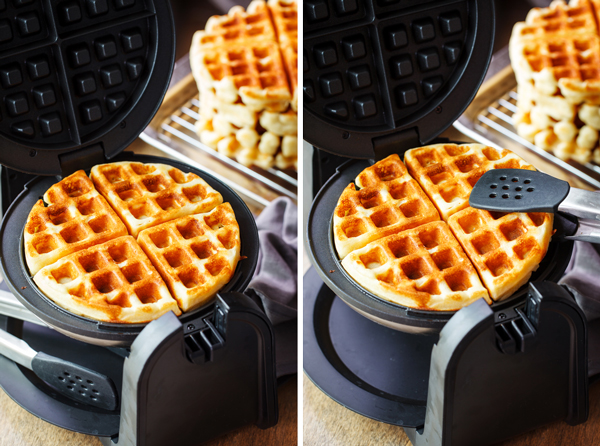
[0,0,174,175]
[0,152,259,346]
[306,158,574,333]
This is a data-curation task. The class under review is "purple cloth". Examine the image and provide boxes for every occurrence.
[245,197,297,377]
[559,242,600,376]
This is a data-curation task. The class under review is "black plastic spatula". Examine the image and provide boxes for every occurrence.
[470,169,600,220]
[0,328,118,411]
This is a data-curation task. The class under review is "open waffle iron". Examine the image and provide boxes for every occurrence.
[0,1,278,444]
[304,1,591,445]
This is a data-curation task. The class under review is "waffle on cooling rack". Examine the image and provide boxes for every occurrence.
[24,170,128,275]
[510,0,600,164]
[334,144,554,308]
[33,236,181,323]
[138,203,241,312]
[90,162,223,238]
[190,0,298,170]
[24,163,240,323]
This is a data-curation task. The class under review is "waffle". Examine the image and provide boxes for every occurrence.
[342,221,491,310]
[196,110,298,169]
[33,236,181,323]
[24,170,128,275]
[333,154,440,259]
[190,0,297,171]
[509,0,600,162]
[90,162,223,238]
[138,203,241,312]
[404,144,536,221]
[448,208,554,301]
[335,144,554,310]
[191,34,291,113]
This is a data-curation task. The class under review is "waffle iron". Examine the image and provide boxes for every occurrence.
[304,1,590,445]
[0,1,278,444]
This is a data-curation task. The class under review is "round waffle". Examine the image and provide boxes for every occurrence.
[333,144,554,309]
[24,162,241,324]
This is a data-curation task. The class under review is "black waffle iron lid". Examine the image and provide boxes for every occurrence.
[304,0,495,160]
[0,0,174,175]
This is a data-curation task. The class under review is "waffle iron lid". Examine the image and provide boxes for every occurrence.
[304,0,495,159]
[0,0,174,175]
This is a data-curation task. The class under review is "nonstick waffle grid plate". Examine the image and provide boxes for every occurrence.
[0,0,153,146]
[454,47,600,190]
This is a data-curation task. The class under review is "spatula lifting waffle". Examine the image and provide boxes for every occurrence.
[334,144,554,309]
[333,154,440,259]
[448,208,553,301]
[342,221,491,311]
[138,203,241,312]
[33,236,181,324]
[404,144,536,221]
[90,162,223,238]
[24,170,128,275]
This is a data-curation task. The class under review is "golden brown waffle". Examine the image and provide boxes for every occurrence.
[193,0,276,48]
[342,221,491,310]
[448,208,553,301]
[509,0,600,163]
[90,162,223,238]
[333,154,440,259]
[24,170,128,275]
[189,0,297,171]
[195,110,297,170]
[268,0,297,45]
[192,39,292,113]
[138,203,241,312]
[336,144,554,309]
[33,236,181,323]
[404,144,536,221]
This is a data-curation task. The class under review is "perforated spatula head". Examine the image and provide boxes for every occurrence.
[469,169,570,213]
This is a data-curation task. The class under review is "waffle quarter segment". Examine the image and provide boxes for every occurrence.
[404,144,536,221]
[137,203,241,312]
[448,207,554,301]
[333,154,440,259]
[341,221,491,311]
[24,170,128,275]
[90,162,223,238]
[33,235,181,324]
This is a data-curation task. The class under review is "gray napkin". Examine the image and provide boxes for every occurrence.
[245,197,298,377]
[559,241,600,376]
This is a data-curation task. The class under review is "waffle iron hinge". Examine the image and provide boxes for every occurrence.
[372,128,420,161]
[58,144,106,177]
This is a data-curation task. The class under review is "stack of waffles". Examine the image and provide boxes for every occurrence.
[510,0,600,164]
[190,0,298,171]
[25,162,241,323]
[334,144,553,311]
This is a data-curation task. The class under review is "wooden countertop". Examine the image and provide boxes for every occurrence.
[0,140,298,446]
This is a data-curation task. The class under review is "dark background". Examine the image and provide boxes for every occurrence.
[170,0,552,62]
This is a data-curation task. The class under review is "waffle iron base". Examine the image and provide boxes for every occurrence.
[303,266,435,428]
